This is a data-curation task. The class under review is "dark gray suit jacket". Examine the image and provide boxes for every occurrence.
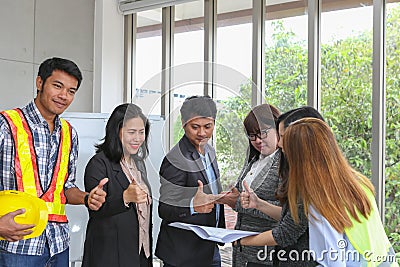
[155,135,225,267]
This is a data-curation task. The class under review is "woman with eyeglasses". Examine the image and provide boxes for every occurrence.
[218,103,281,266]
[233,107,324,267]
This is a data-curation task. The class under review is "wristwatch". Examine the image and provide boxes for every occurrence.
[84,193,90,208]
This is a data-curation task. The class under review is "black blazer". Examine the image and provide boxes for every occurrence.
[82,151,153,267]
[155,135,225,267]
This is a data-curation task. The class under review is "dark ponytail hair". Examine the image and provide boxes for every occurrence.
[275,106,324,203]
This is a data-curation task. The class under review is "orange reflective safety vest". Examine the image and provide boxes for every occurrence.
[1,108,72,223]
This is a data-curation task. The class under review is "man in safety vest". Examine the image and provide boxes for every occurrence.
[0,57,108,266]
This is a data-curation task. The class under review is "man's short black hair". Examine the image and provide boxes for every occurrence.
[180,95,217,124]
[38,57,83,89]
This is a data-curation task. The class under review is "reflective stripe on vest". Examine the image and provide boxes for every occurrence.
[345,185,397,266]
[1,109,72,223]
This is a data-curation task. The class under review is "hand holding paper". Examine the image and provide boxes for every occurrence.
[169,222,260,243]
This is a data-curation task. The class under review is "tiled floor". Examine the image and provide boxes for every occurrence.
[224,205,238,230]
[220,243,233,267]
[71,244,234,267]
[221,205,236,266]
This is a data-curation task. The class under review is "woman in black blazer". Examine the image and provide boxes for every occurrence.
[83,103,153,267]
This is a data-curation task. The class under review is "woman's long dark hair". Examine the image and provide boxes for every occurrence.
[275,106,324,203]
[95,103,150,162]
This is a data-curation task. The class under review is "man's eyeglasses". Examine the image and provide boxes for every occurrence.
[247,128,273,141]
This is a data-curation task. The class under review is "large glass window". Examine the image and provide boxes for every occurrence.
[135,9,162,116]
[171,1,205,145]
[215,0,253,190]
[320,2,373,178]
[264,0,308,112]
[217,0,252,83]
[385,1,400,253]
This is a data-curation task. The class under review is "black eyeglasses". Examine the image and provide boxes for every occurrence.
[247,128,273,141]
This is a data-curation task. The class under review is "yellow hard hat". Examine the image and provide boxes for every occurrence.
[0,190,48,240]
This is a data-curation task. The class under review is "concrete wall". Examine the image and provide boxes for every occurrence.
[0,0,125,113]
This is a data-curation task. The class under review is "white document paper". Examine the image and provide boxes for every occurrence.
[169,222,260,243]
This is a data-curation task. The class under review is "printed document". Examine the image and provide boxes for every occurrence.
[169,222,259,243]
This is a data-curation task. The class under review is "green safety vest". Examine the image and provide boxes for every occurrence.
[345,185,399,267]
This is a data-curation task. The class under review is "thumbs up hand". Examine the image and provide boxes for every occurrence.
[123,179,148,204]
[193,180,215,213]
[87,178,109,211]
[240,180,259,209]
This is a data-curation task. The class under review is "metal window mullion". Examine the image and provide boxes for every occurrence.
[371,0,386,219]
[204,0,217,98]
[307,0,321,109]
[252,0,266,107]
[124,14,135,103]
[162,6,174,150]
